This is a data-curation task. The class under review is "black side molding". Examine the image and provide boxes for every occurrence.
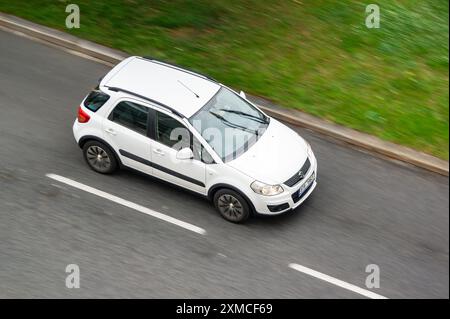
[119,149,205,187]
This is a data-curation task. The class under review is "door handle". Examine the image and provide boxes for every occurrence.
[104,128,117,136]
[153,149,165,156]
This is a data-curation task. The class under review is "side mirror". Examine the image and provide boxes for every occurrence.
[239,90,246,99]
[176,147,194,160]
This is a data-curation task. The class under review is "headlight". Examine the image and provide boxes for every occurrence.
[250,181,284,196]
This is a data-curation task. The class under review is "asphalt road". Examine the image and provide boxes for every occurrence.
[0,29,448,298]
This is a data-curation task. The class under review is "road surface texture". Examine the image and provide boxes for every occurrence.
[0,29,448,298]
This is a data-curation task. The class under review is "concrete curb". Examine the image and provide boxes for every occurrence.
[1,12,448,176]
[0,13,127,63]
[247,95,449,176]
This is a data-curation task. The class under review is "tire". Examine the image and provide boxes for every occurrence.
[82,140,118,174]
[213,188,250,223]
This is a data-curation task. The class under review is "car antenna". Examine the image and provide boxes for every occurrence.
[177,80,200,98]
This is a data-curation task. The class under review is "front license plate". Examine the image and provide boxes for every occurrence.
[297,172,315,197]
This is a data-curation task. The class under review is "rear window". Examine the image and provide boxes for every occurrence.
[83,90,110,112]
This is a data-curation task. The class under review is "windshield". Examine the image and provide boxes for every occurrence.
[189,87,269,162]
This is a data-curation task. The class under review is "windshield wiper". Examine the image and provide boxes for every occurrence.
[217,109,269,124]
[209,111,259,134]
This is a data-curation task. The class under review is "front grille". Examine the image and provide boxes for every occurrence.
[284,158,311,187]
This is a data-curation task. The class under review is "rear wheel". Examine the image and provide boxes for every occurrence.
[83,141,118,174]
[213,189,250,223]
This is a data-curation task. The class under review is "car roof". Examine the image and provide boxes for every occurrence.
[101,56,221,118]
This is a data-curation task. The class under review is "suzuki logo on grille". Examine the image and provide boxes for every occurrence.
[298,171,305,179]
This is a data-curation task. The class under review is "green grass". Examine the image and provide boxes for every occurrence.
[1,0,448,159]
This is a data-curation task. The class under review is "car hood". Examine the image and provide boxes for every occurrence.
[227,118,308,185]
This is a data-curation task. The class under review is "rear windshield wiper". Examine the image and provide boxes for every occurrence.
[217,108,269,124]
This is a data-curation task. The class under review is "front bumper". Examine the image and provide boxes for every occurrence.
[251,153,318,215]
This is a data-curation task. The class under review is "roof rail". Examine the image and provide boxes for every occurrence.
[105,86,185,118]
[139,56,218,83]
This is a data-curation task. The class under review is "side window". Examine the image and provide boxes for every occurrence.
[84,90,110,112]
[155,111,215,163]
[201,147,215,164]
[193,137,215,164]
[156,111,190,150]
[109,101,148,135]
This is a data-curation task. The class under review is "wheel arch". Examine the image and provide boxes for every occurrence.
[78,135,123,167]
[207,183,256,214]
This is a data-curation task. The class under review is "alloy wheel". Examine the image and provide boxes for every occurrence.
[217,194,244,222]
[86,145,111,172]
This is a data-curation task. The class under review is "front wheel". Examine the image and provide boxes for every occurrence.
[213,189,250,223]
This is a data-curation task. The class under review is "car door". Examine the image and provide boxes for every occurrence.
[150,110,206,194]
[102,99,153,175]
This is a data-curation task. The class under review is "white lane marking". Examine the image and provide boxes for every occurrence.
[288,263,388,299]
[46,173,206,235]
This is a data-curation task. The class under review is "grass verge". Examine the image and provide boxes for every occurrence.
[1,0,448,159]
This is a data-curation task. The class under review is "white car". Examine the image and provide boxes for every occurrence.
[73,56,317,223]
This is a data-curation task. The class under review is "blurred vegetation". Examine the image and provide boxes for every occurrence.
[1,0,448,159]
